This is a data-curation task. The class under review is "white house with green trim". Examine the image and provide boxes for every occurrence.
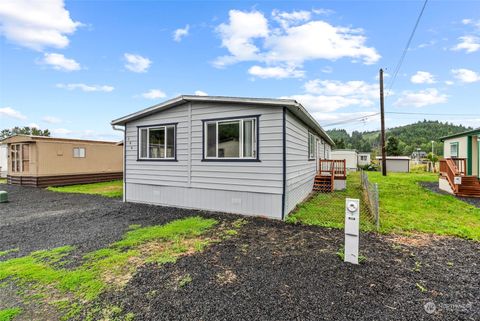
[439,128,480,197]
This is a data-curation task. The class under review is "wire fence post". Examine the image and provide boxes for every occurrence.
[359,170,380,232]
[374,183,380,231]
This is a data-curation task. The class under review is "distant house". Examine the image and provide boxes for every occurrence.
[411,151,427,159]
[0,143,7,178]
[357,152,371,166]
[439,128,480,197]
[1,135,123,187]
[331,149,358,171]
[375,156,410,173]
[111,95,344,220]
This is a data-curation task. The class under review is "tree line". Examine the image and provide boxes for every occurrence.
[327,120,472,156]
[1,127,51,140]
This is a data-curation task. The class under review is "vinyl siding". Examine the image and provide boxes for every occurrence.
[284,110,331,215]
[124,101,284,219]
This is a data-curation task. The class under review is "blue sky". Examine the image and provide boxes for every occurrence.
[0,0,479,141]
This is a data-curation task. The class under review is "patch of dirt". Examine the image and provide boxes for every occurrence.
[386,233,449,247]
[216,269,237,285]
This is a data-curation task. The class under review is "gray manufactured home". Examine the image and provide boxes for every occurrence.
[111,96,334,220]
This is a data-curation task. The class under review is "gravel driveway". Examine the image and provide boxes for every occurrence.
[1,185,479,320]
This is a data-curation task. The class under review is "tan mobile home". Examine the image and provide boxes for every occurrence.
[2,135,123,187]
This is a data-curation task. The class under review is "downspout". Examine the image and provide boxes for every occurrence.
[112,125,126,202]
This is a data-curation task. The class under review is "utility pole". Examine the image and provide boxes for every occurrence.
[379,68,387,176]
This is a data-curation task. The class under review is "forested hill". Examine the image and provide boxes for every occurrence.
[326,120,472,156]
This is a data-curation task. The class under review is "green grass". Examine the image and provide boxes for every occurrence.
[0,248,18,257]
[367,172,480,240]
[47,180,123,198]
[0,308,21,321]
[288,172,480,240]
[287,173,377,231]
[0,216,218,320]
[0,178,6,184]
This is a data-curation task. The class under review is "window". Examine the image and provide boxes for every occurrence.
[73,147,86,158]
[139,125,176,160]
[10,144,29,172]
[204,117,257,159]
[450,142,459,158]
[360,155,367,161]
[308,132,315,160]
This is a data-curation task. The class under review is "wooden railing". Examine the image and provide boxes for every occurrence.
[318,159,347,178]
[439,158,465,193]
[451,158,466,175]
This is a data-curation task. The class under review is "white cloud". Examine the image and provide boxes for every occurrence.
[140,89,166,99]
[462,18,480,29]
[56,83,114,92]
[51,128,72,135]
[248,65,304,79]
[40,53,81,71]
[410,71,436,84]
[173,24,189,42]
[28,123,40,129]
[445,80,454,85]
[313,111,379,125]
[452,35,480,53]
[194,90,208,96]
[0,0,82,51]
[0,107,27,120]
[214,10,269,67]
[283,94,369,112]
[451,68,480,83]
[42,116,62,124]
[213,9,380,76]
[305,79,378,100]
[321,66,333,73]
[272,9,311,29]
[124,53,151,73]
[282,79,379,112]
[394,88,447,108]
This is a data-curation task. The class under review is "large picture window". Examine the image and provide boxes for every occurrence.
[204,117,257,160]
[139,125,176,160]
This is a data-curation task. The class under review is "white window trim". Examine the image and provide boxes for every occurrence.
[308,132,316,160]
[73,147,86,158]
[139,125,176,160]
[204,117,257,159]
[450,142,459,158]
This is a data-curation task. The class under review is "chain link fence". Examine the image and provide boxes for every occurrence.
[360,170,380,231]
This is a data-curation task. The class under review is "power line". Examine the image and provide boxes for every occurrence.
[322,113,380,127]
[386,111,479,116]
[386,0,429,97]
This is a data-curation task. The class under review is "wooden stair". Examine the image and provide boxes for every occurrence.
[456,176,480,197]
[313,175,333,193]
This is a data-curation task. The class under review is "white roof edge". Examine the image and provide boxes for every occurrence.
[111,95,334,145]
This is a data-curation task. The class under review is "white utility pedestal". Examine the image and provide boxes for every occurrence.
[345,198,360,264]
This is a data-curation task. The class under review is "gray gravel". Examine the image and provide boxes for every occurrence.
[420,182,480,208]
[1,184,479,320]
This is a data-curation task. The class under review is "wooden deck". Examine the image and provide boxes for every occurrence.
[314,159,346,192]
[439,158,480,197]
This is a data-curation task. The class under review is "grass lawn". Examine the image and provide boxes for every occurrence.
[47,180,123,198]
[0,216,245,320]
[289,172,480,241]
[368,172,480,240]
[0,178,6,184]
[287,173,377,232]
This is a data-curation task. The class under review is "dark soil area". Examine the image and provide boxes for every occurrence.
[420,182,480,208]
[1,185,479,320]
